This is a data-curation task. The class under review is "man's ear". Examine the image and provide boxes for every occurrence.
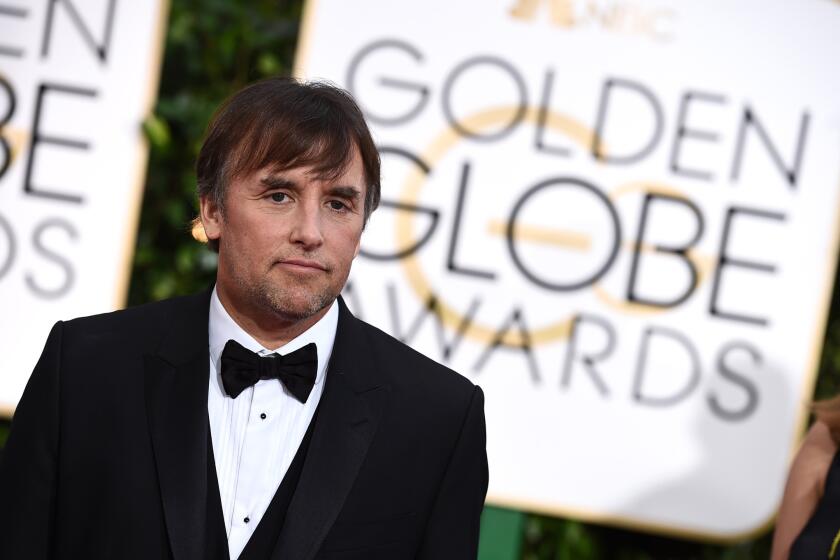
[199,195,223,243]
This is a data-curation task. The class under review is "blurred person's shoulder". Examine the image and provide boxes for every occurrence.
[796,421,838,493]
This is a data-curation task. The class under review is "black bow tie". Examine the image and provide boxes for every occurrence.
[219,339,318,403]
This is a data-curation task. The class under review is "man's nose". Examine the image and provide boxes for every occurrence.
[289,203,324,249]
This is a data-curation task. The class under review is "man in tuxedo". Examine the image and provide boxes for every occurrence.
[0,78,488,559]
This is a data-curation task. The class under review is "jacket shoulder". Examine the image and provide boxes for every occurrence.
[60,291,209,350]
[349,315,478,403]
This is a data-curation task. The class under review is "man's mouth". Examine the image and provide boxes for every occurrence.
[277,258,328,272]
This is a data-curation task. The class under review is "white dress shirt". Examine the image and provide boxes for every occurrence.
[207,287,338,559]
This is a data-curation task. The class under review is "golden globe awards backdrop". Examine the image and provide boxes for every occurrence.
[0,1,168,414]
[296,0,840,540]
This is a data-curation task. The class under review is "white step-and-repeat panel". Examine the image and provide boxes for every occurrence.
[297,0,840,540]
[0,1,168,414]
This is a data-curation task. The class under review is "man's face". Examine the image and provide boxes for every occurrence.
[200,149,366,326]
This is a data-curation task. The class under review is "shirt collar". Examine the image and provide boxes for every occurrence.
[208,286,338,387]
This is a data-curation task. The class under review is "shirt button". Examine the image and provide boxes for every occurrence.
[244,516,250,524]
[260,413,267,420]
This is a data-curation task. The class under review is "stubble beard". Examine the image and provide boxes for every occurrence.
[228,255,340,323]
[249,274,335,322]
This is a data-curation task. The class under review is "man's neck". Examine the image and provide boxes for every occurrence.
[214,285,331,350]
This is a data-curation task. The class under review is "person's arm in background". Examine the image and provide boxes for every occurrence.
[771,420,837,560]
[0,322,63,560]
[417,386,489,560]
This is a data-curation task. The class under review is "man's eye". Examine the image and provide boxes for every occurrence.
[328,200,347,211]
[270,193,287,202]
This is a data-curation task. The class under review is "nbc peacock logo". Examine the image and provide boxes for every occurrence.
[509,0,676,41]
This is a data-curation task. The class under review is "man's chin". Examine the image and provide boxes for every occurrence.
[263,291,335,322]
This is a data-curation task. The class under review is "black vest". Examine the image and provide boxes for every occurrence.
[205,412,318,560]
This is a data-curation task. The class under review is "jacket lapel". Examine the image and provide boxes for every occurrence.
[273,297,389,560]
[144,290,213,560]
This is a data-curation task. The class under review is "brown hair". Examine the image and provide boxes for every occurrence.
[814,395,840,444]
[195,77,381,251]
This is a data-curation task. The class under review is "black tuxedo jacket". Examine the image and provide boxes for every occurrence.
[0,291,488,559]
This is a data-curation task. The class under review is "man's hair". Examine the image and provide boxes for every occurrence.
[195,77,381,251]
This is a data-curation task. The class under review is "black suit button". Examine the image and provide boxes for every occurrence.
[260,413,267,420]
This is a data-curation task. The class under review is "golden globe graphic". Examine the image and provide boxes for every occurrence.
[297,0,840,539]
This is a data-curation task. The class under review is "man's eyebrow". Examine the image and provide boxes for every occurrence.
[328,186,361,200]
[259,176,361,201]
[260,176,297,190]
